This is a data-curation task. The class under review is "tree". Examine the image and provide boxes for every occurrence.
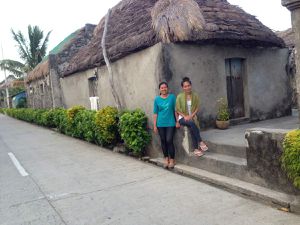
[0,25,51,77]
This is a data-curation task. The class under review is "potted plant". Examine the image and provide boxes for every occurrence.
[216,97,230,129]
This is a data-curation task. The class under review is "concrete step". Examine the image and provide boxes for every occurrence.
[206,141,247,158]
[149,158,300,214]
[230,117,250,126]
[178,151,272,189]
[183,152,251,182]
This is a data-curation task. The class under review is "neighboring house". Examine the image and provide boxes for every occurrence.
[277,28,297,108]
[11,91,26,108]
[59,0,289,129]
[25,24,96,109]
[0,75,17,89]
[0,75,25,108]
[277,28,295,48]
[0,90,6,108]
[0,75,16,107]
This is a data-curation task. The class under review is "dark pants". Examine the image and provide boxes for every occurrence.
[157,127,176,159]
[179,118,202,149]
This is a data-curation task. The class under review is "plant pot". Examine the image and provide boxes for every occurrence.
[216,120,229,129]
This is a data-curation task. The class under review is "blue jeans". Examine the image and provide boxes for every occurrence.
[179,118,202,149]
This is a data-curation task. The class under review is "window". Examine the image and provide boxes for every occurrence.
[88,77,97,97]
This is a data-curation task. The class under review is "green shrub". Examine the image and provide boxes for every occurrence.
[73,110,98,143]
[49,108,68,133]
[33,109,48,126]
[0,108,4,114]
[66,106,85,136]
[95,106,119,146]
[40,109,57,127]
[119,109,151,155]
[67,105,85,121]
[281,130,300,189]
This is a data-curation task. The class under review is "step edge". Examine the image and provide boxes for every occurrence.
[201,152,247,166]
[205,141,247,149]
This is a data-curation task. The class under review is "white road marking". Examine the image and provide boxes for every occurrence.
[8,152,29,177]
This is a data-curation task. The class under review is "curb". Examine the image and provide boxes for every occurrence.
[149,158,300,214]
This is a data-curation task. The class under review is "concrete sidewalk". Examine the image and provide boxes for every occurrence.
[1,114,300,225]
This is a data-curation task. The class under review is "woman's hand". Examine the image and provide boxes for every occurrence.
[153,126,158,134]
[176,121,180,128]
[184,115,192,121]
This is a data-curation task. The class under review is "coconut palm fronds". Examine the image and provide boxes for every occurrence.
[0,59,25,77]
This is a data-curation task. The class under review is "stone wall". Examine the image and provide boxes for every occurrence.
[26,75,53,109]
[245,128,300,194]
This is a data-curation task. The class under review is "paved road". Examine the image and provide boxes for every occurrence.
[1,114,300,225]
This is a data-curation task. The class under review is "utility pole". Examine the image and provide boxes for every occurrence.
[1,43,10,108]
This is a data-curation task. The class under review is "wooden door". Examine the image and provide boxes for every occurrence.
[225,58,245,119]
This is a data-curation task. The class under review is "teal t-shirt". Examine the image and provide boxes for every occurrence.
[153,93,176,127]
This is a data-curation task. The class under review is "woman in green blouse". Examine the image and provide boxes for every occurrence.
[176,77,208,157]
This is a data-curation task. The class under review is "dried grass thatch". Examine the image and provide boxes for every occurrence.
[25,60,49,84]
[276,28,294,48]
[151,0,206,43]
[62,0,285,76]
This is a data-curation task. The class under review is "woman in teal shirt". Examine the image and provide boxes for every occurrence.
[153,82,179,169]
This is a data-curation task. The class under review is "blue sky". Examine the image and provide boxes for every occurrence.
[0,0,292,82]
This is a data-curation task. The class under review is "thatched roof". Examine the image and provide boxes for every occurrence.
[151,0,206,43]
[25,60,49,84]
[276,28,294,48]
[61,0,285,76]
[25,24,96,84]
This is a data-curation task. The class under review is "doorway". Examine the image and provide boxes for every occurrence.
[225,58,245,119]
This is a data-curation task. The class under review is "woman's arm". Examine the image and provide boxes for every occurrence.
[191,108,199,119]
[177,111,186,117]
[175,112,180,128]
[153,114,158,133]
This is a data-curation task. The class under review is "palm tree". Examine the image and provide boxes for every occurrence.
[0,25,51,77]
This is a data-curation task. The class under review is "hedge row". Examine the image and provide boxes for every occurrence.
[282,130,300,189]
[0,106,151,155]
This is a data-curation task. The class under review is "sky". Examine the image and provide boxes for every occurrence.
[0,0,292,82]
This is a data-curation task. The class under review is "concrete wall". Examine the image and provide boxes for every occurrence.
[60,69,93,109]
[61,43,163,114]
[163,44,290,127]
[245,128,300,195]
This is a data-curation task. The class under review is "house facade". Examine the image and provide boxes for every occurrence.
[59,0,289,127]
[26,0,291,158]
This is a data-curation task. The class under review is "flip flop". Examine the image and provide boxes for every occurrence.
[199,143,208,152]
[194,149,204,157]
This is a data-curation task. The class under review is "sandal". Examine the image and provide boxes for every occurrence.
[194,149,204,157]
[168,159,175,169]
[163,158,169,169]
[199,142,208,152]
